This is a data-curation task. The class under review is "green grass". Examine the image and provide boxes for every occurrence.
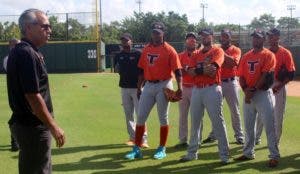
[0,73,300,174]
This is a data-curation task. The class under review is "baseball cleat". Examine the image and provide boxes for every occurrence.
[268,159,279,168]
[125,140,135,146]
[141,143,149,148]
[234,155,254,161]
[202,137,216,144]
[153,146,166,159]
[174,142,189,149]
[125,145,142,160]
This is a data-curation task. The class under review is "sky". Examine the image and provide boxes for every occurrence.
[0,0,299,25]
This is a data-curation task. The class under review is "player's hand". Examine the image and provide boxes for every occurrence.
[244,87,256,104]
[50,124,65,148]
[203,64,216,78]
[176,88,182,98]
[272,83,283,94]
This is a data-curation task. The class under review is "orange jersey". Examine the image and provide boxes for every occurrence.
[179,50,196,86]
[138,42,182,80]
[272,46,296,80]
[238,48,276,88]
[190,46,224,85]
[221,45,241,79]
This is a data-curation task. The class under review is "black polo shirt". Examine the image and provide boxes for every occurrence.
[114,49,141,88]
[6,38,53,126]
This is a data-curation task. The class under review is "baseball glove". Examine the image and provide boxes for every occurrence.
[163,88,182,102]
[277,65,288,82]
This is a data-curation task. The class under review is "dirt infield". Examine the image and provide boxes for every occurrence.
[287,80,300,97]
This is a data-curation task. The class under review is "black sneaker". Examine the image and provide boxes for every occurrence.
[174,142,188,149]
[202,137,216,144]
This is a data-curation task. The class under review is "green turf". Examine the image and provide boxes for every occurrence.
[0,73,299,174]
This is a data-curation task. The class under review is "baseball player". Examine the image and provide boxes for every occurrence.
[179,28,230,165]
[235,29,280,168]
[255,28,296,145]
[114,33,148,148]
[202,29,244,145]
[125,22,182,160]
[174,32,199,148]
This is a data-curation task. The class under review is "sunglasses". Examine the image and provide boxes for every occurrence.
[32,22,52,30]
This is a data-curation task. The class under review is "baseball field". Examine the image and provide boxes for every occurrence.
[0,73,299,174]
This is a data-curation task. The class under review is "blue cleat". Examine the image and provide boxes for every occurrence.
[153,146,166,159]
[125,145,142,160]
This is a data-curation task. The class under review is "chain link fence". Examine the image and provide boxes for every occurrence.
[0,12,98,42]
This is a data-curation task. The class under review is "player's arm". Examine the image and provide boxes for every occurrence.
[174,69,183,93]
[254,71,274,90]
[239,76,256,103]
[137,68,145,99]
[223,54,238,68]
[25,93,65,148]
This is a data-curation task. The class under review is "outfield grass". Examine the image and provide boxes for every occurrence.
[0,73,299,174]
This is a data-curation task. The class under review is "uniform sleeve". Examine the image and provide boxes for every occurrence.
[212,48,224,67]
[262,53,276,72]
[169,47,182,71]
[138,50,146,69]
[232,47,242,64]
[237,56,245,77]
[17,49,39,93]
[285,50,296,72]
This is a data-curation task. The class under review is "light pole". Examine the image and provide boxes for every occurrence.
[136,0,142,14]
[287,4,296,45]
[200,2,208,23]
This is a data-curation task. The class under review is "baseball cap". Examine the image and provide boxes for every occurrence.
[250,29,266,38]
[267,28,280,36]
[185,32,197,39]
[120,33,132,41]
[152,22,165,34]
[198,28,214,36]
[221,29,232,36]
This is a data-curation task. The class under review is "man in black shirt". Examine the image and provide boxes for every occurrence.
[114,33,148,148]
[6,9,65,174]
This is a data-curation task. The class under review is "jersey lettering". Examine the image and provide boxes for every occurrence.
[147,54,159,65]
[247,61,259,74]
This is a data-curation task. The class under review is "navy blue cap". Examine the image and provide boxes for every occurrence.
[221,29,232,36]
[120,33,132,40]
[250,29,266,38]
[152,22,165,34]
[267,28,280,36]
[199,28,213,35]
[185,32,197,39]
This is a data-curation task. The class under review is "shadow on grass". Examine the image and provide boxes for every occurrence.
[0,144,10,151]
[51,144,300,173]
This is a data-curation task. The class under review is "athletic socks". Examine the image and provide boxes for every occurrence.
[160,125,169,146]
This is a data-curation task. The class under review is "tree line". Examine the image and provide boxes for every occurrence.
[0,12,299,43]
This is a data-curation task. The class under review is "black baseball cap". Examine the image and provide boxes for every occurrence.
[185,32,197,39]
[120,33,132,41]
[152,22,165,34]
[198,28,214,36]
[221,29,232,36]
[250,29,266,38]
[267,28,280,36]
